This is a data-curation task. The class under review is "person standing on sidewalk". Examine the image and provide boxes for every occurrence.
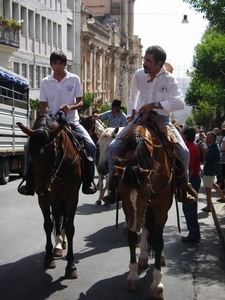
[181,127,201,242]
[202,131,225,212]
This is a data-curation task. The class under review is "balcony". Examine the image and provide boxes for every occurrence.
[0,25,19,48]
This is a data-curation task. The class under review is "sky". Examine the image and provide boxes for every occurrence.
[134,0,209,76]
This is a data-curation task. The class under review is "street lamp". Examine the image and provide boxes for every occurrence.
[87,14,95,24]
[182,15,189,24]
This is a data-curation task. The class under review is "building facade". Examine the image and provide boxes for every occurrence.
[81,0,142,108]
[0,0,142,109]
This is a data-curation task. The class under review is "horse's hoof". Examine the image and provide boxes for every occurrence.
[44,258,55,269]
[94,200,101,205]
[138,258,148,269]
[103,202,110,207]
[62,241,67,250]
[65,268,78,279]
[53,248,63,257]
[127,279,140,292]
[150,287,164,300]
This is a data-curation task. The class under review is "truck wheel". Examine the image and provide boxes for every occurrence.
[0,157,10,184]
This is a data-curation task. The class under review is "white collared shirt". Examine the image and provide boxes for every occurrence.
[40,70,82,124]
[127,66,184,116]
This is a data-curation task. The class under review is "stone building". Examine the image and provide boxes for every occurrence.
[0,0,142,108]
[81,0,142,108]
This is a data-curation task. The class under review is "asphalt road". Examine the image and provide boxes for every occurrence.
[0,175,225,300]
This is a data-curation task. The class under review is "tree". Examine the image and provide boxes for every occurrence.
[185,28,225,127]
[79,92,95,115]
[183,0,225,33]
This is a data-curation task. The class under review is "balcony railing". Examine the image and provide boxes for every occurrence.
[0,25,19,48]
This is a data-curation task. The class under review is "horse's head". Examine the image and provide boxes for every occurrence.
[79,115,94,133]
[17,120,65,196]
[115,165,152,232]
[97,126,122,175]
[114,125,159,232]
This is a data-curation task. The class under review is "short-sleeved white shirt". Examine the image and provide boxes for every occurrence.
[39,70,82,124]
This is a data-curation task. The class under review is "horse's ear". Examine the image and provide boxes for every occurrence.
[114,165,124,176]
[16,122,34,136]
[111,126,119,138]
[49,122,65,139]
[139,167,152,179]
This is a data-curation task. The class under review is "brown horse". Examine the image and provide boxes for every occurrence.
[17,115,82,279]
[114,123,174,299]
[79,115,105,146]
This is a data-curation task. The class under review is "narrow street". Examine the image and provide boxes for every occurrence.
[0,176,225,300]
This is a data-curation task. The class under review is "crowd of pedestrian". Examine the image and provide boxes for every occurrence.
[177,123,225,243]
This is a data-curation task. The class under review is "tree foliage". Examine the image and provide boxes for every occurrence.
[79,92,95,114]
[183,0,225,33]
[185,28,225,128]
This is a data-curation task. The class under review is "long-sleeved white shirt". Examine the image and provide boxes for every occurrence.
[127,66,184,117]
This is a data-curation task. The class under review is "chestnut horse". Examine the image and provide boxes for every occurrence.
[17,115,82,279]
[114,123,175,299]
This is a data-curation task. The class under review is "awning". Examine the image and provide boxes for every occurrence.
[0,66,29,87]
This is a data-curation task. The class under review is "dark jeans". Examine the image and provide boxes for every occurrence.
[182,175,201,240]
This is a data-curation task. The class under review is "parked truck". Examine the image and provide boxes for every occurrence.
[0,66,31,184]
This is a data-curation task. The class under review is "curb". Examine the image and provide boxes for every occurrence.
[212,199,225,252]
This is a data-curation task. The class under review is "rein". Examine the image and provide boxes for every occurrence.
[50,127,79,187]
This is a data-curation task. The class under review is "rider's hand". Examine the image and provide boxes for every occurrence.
[60,104,70,114]
[125,115,135,125]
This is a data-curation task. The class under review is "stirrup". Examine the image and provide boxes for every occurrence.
[18,179,35,196]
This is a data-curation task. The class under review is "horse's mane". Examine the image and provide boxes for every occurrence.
[94,119,105,137]
[116,126,159,187]
[29,115,57,156]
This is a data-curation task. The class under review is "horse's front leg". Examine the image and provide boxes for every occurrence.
[138,227,149,268]
[41,208,55,269]
[52,206,66,257]
[64,211,77,279]
[127,230,140,292]
[150,229,164,300]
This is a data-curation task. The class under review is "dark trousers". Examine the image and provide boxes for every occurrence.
[182,175,201,240]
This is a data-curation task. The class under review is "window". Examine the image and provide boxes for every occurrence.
[48,19,52,44]
[97,62,100,82]
[67,24,73,50]
[13,62,19,75]
[28,10,34,38]
[29,65,34,88]
[21,6,27,35]
[35,14,40,40]
[58,24,62,48]
[22,64,27,78]
[105,64,108,82]
[42,17,46,42]
[36,66,40,88]
[87,59,90,80]
[53,22,57,45]
[42,67,46,79]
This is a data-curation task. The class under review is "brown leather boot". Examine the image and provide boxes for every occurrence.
[102,175,119,204]
[176,182,197,205]
[18,179,35,196]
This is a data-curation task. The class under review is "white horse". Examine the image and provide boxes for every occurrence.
[95,126,124,206]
